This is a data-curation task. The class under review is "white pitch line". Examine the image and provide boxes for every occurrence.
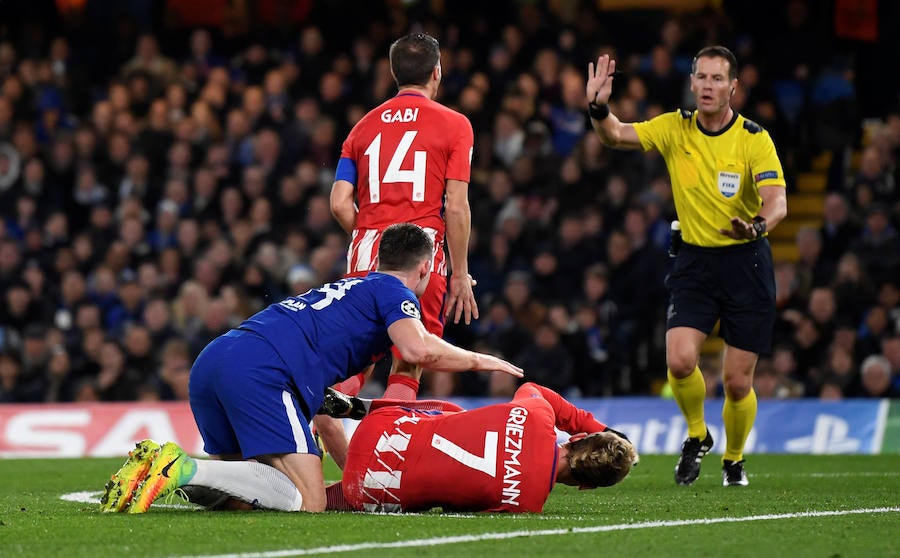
[65,469,900,507]
[179,507,900,558]
[62,491,197,509]
[748,471,900,479]
[60,491,564,518]
[806,472,900,478]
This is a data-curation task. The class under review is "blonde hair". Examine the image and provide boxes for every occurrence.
[567,431,637,488]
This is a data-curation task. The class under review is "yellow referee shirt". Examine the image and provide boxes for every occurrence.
[633,109,786,248]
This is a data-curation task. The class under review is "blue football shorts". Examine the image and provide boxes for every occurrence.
[188,329,320,459]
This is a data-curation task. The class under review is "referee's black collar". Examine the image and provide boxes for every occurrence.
[695,110,738,137]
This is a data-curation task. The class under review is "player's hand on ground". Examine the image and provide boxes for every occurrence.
[445,273,478,325]
[587,54,617,105]
[719,217,755,240]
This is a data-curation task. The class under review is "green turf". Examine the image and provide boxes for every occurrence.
[1,454,898,557]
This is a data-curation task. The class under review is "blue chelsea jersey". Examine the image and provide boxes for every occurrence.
[237,272,422,412]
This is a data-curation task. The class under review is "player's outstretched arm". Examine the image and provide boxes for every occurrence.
[514,382,606,434]
[515,382,632,443]
[388,317,523,377]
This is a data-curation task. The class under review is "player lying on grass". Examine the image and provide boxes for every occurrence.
[99,381,635,514]
[323,381,638,513]
[99,223,523,513]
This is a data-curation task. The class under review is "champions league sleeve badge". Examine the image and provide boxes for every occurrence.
[401,300,421,319]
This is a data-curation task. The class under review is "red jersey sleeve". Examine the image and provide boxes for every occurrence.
[444,114,473,183]
[513,382,608,434]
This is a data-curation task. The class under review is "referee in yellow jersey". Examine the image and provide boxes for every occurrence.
[585,46,787,486]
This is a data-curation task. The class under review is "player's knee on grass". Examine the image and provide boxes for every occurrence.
[257,453,327,512]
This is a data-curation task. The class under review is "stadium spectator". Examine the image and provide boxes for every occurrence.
[514,321,574,397]
[473,297,530,363]
[818,380,845,400]
[794,225,833,297]
[122,323,157,380]
[95,338,140,401]
[831,252,876,325]
[881,334,900,392]
[0,348,32,402]
[99,223,522,513]
[122,34,178,85]
[847,145,894,208]
[106,270,146,334]
[186,297,232,359]
[819,192,861,265]
[157,338,192,401]
[752,358,780,399]
[849,203,900,287]
[44,345,75,402]
[817,345,860,397]
[859,354,900,398]
[770,344,806,397]
[1,280,45,334]
[501,270,547,336]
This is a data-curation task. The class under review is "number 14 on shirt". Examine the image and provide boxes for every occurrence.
[364,131,426,202]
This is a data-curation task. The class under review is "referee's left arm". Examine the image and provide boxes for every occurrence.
[719,186,787,240]
[757,185,788,230]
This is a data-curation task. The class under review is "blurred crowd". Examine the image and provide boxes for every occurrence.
[0,0,898,404]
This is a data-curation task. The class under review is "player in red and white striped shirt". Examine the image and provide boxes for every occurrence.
[328,32,475,409]
[325,382,637,513]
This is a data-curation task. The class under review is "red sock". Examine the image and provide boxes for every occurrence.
[370,398,464,413]
[332,372,365,396]
[325,482,352,511]
[383,375,420,400]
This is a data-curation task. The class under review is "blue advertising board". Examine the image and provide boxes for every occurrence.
[428,397,891,455]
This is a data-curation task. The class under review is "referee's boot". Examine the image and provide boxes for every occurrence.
[674,429,714,485]
[722,459,750,486]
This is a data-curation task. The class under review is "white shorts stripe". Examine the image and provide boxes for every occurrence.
[356,229,380,272]
[347,227,445,275]
[281,390,308,453]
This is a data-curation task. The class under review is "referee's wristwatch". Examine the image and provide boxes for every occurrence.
[751,216,767,238]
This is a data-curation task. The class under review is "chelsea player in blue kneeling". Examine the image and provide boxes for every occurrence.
[100,223,523,513]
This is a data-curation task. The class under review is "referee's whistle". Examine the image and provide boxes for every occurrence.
[668,220,682,258]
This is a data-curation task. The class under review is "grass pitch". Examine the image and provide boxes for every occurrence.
[1,454,898,557]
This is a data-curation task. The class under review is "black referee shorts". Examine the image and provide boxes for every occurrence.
[665,237,776,355]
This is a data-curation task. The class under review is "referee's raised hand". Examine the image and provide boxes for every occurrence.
[586,54,617,105]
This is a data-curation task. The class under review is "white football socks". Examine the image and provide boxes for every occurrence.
[188,460,304,511]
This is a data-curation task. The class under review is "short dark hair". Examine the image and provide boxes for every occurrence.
[389,32,440,87]
[692,45,738,80]
[567,431,637,488]
[377,223,433,272]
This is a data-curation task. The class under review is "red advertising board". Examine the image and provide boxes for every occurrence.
[0,402,204,458]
